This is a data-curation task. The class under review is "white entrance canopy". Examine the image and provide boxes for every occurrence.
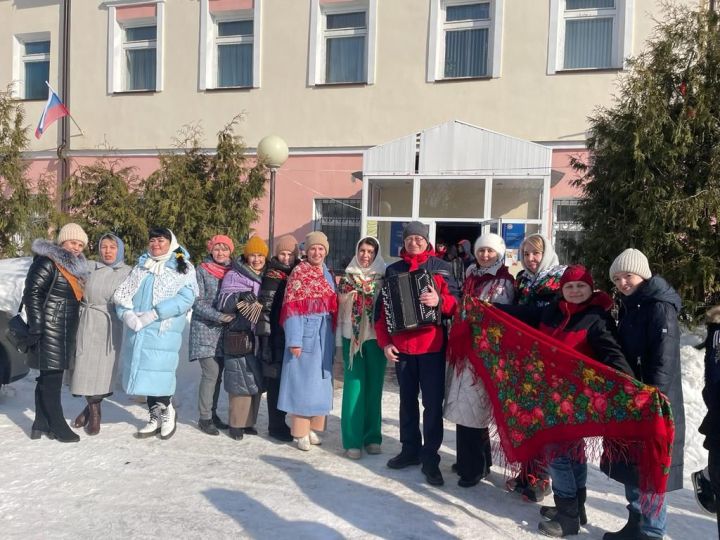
[361,120,553,260]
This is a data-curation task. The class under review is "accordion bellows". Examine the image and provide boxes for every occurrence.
[381,269,440,334]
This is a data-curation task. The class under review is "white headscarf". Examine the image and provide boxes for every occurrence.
[143,231,180,275]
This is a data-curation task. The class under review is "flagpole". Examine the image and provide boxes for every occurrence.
[45,81,84,136]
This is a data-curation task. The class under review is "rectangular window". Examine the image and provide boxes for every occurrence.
[443,2,490,78]
[107,2,164,94]
[553,199,583,264]
[428,0,503,81]
[367,179,413,218]
[308,0,377,86]
[216,19,253,88]
[123,24,157,91]
[548,0,632,73]
[324,10,366,83]
[22,40,50,100]
[420,178,486,218]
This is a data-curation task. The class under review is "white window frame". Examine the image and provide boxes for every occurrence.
[11,32,51,100]
[308,0,377,86]
[547,0,634,74]
[427,0,504,82]
[199,0,262,90]
[106,0,165,94]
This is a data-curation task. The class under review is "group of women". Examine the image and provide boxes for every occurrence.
[21,221,684,540]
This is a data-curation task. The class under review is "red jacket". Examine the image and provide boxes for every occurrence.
[374,249,459,355]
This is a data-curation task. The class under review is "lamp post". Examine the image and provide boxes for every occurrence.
[257,135,289,255]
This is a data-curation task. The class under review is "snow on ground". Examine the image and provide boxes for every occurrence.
[0,340,715,540]
[0,256,715,539]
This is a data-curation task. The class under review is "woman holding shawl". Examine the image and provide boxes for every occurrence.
[24,223,89,443]
[114,228,198,440]
[278,231,337,452]
[445,233,515,487]
[510,233,567,502]
[337,236,386,459]
[603,249,685,540]
[190,235,236,436]
[217,236,268,440]
[70,233,131,436]
[499,265,632,536]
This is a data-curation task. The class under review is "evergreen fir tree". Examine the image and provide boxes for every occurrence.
[63,159,147,262]
[142,118,266,261]
[572,4,720,317]
[0,88,55,256]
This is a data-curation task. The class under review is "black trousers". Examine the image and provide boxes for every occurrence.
[456,425,492,480]
[147,396,171,409]
[708,447,720,539]
[265,373,289,435]
[395,351,445,468]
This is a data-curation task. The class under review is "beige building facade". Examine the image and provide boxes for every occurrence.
[1,0,698,267]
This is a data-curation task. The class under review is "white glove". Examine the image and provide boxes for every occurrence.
[137,310,158,328]
[123,311,144,332]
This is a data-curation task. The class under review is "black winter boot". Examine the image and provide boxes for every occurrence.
[602,511,642,540]
[541,487,588,525]
[212,411,229,430]
[30,379,52,439]
[538,496,580,537]
[39,372,80,443]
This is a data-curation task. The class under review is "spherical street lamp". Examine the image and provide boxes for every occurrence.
[257,135,289,254]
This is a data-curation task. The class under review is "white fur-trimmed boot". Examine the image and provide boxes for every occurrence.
[137,404,162,438]
[159,403,177,440]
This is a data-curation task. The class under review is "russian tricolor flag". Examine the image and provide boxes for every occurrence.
[35,84,69,139]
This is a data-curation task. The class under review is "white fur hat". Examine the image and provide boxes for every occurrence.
[473,233,506,260]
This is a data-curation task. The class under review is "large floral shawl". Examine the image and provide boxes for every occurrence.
[449,297,675,498]
[280,261,337,327]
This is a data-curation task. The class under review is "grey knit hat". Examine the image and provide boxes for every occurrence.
[402,221,429,242]
[609,248,652,280]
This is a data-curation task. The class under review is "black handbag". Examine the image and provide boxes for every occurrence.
[6,302,30,354]
[223,329,254,357]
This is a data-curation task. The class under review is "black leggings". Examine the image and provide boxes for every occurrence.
[147,396,171,409]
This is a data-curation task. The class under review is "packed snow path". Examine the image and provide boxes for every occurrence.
[0,338,715,539]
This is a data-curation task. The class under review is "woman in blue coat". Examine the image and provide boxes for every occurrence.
[114,228,198,440]
[278,231,337,451]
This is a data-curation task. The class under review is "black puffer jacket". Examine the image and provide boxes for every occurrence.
[601,275,685,492]
[22,240,89,371]
[699,306,720,451]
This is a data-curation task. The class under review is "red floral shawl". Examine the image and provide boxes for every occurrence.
[280,261,338,328]
[449,297,675,496]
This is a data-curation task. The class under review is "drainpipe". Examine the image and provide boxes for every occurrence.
[58,0,71,212]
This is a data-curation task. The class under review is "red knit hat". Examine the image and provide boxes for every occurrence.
[207,234,235,253]
[560,264,594,289]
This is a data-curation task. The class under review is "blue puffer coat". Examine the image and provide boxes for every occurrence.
[115,253,197,397]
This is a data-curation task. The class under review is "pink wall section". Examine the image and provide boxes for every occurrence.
[209,0,253,13]
[116,4,157,21]
[550,149,588,199]
[22,153,362,246]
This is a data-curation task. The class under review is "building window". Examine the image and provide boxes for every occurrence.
[199,1,261,90]
[428,0,504,81]
[11,34,51,100]
[216,20,253,87]
[314,198,361,273]
[22,40,50,100]
[548,0,634,74]
[308,0,377,86]
[123,25,157,91]
[552,199,583,264]
[107,2,164,93]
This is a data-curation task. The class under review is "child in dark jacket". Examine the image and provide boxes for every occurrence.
[500,265,633,538]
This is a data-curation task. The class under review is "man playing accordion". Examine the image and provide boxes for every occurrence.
[375,221,460,486]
